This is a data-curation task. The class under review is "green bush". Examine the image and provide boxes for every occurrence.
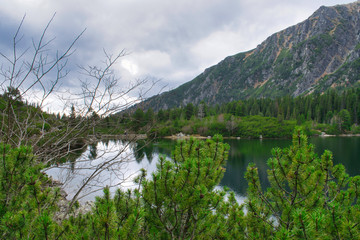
[208,121,228,136]
[245,127,360,238]
[350,124,360,134]
[2,129,360,239]
[0,144,61,239]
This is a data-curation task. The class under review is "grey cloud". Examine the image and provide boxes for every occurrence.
[0,0,356,101]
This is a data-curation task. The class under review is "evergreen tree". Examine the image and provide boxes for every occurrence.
[185,103,195,120]
[145,108,155,125]
[338,109,351,131]
[2,129,360,238]
[141,135,245,239]
[235,101,245,116]
[250,101,260,115]
[3,86,22,102]
[325,111,334,124]
[69,104,77,127]
[0,144,61,239]
[245,127,360,239]
[132,108,145,131]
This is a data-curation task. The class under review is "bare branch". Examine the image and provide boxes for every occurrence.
[0,14,160,219]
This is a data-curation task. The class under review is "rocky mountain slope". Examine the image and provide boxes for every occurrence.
[144,1,360,110]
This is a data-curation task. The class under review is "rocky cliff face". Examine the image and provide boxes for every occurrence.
[145,1,360,110]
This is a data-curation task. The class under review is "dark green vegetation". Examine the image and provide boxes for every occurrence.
[113,87,360,138]
[2,2,360,238]
[0,87,95,163]
[141,2,360,111]
[1,129,360,239]
[245,128,360,239]
[0,144,63,239]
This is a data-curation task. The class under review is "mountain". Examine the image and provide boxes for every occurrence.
[144,1,360,111]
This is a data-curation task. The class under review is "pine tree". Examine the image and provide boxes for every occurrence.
[132,108,146,131]
[338,109,351,131]
[185,103,195,120]
[141,135,245,239]
[145,108,155,125]
[0,144,61,239]
[245,127,360,239]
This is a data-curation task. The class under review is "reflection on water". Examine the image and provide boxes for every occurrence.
[220,139,291,194]
[46,137,360,202]
[45,139,175,202]
[310,137,360,177]
[221,136,360,194]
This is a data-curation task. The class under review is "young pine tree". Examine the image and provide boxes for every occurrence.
[245,127,360,239]
[141,135,246,239]
[0,144,62,239]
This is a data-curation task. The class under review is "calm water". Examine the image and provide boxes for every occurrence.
[221,137,360,194]
[46,136,360,202]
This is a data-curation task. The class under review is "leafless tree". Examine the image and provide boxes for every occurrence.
[0,14,158,214]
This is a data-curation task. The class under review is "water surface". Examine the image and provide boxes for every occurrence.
[46,136,360,202]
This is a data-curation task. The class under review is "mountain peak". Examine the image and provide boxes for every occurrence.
[142,2,360,111]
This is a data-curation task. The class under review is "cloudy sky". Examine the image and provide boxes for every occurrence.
[0,0,356,111]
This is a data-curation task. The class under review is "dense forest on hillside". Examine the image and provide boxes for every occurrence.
[102,87,360,138]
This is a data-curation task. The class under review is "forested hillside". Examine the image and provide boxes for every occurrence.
[113,87,360,138]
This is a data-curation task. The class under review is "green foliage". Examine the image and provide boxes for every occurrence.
[338,109,351,131]
[245,127,360,238]
[311,33,333,54]
[141,87,360,138]
[236,116,296,138]
[274,48,293,79]
[141,135,237,239]
[0,144,61,239]
[60,136,246,239]
[350,124,360,134]
[208,121,228,136]
[185,103,195,120]
[132,108,146,132]
[2,128,360,238]
[2,86,22,102]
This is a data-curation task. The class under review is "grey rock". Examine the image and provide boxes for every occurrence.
[140,1,360,111]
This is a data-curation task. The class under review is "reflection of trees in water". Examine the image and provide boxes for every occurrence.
[88,143,98,160]
[134,140,146,163]
[67,147,88,172]
[220,139,288,195]
[102,139,110,147]
[144,144,154,163]
[154,140,174,157]
[144,143,154,163]
[66,139,175,174]
[133,140,172,163]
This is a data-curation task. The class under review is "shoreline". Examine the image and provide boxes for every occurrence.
[163,133,360,140]
[318,133,360,137]
[163,134,284,140]
[88,132,360,142]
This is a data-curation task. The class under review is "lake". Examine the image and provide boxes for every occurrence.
[46,136,360,202]
[221,137,360,195]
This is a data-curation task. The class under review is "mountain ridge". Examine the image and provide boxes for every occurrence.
[141,1,360,111]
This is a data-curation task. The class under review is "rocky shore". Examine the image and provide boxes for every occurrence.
[49,178,94,222]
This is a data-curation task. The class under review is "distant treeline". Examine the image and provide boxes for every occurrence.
[100,87,360,138]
